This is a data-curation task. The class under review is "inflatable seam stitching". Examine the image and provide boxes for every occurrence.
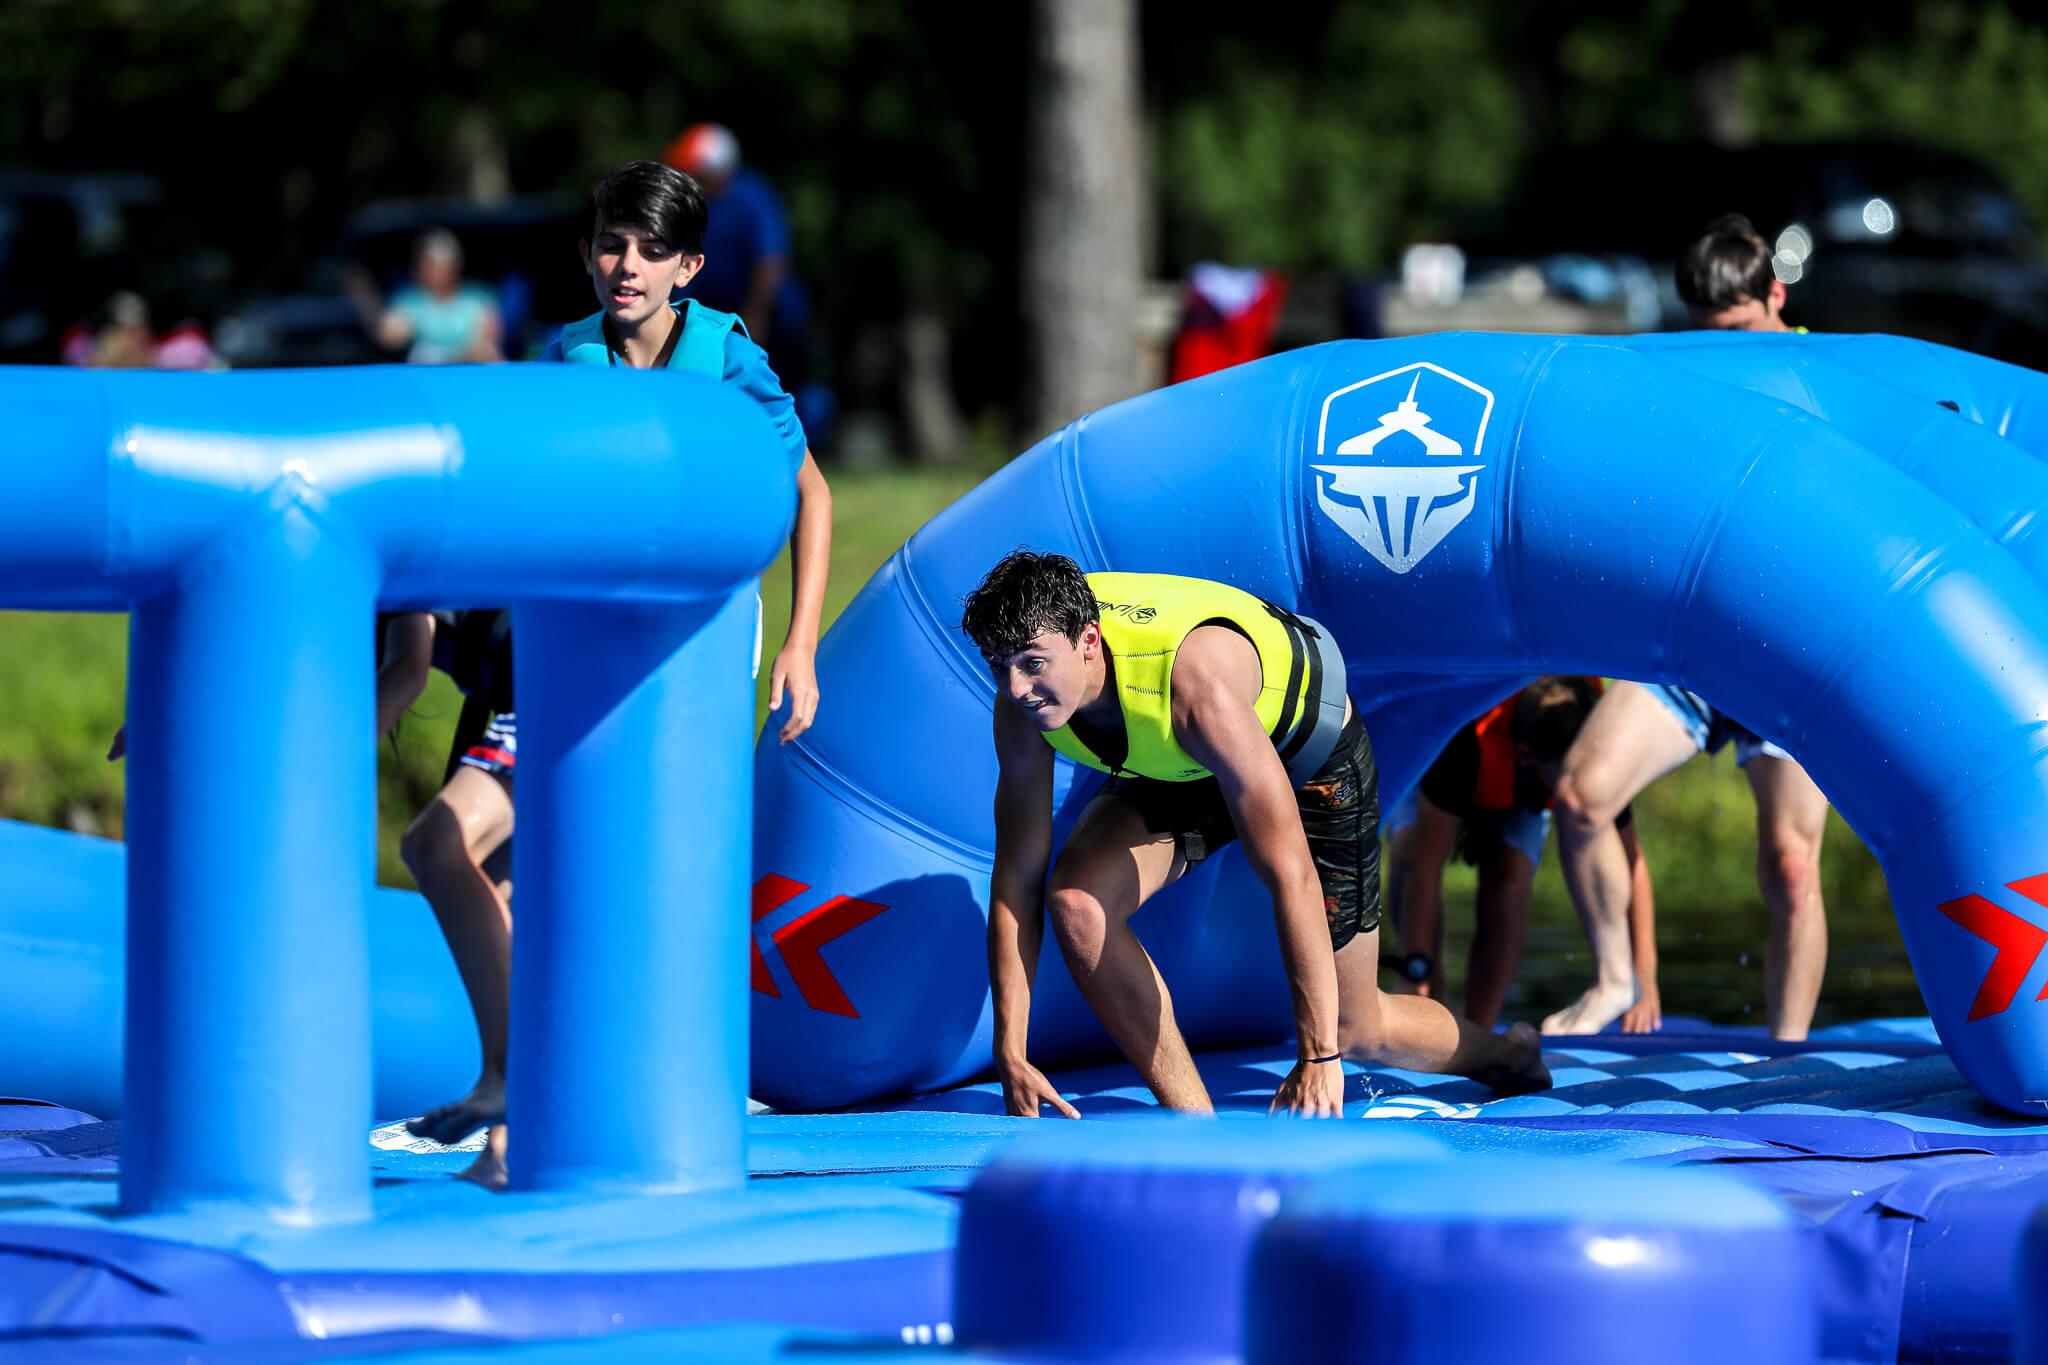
[891,547,1003,710]
[1661,409,1795,681]
[1057,419,1111,571]
[776,741,994,870]
[1496,339,1572,667]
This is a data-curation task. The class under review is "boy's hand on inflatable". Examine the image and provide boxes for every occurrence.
[998,1057,1080,1118]
[1270,1059,1345,1117]
[770,643,820,744]
[1621,985,1663,1034]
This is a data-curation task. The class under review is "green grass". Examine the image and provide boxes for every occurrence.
[0,610,130,838]
[0,453,1914,1025]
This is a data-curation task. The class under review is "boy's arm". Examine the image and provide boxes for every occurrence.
[770,449,831,744]
[1619,820,1662,1033]
[1173,628,1343,1117]
[1399,796,1461,1001]
[376,612,437,740]
[988,700,1077,1118]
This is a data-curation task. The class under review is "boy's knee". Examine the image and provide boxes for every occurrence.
[1046,885,1110,951]
[400,801,471,881]
[1758,839,1823,917]
[1551,771,1624,839]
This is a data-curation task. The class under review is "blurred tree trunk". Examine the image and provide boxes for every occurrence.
[902,302,967,463]
[1691,58,1754,147]
[1021,0,1144,441]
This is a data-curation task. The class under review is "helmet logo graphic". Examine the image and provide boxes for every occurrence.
[1312,362,1495,575]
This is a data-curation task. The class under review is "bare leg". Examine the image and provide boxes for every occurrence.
[1334,927,1548,1093]
[401,765,515,1146]
[1046,796,1209,1113]
[1463,844,1534,1031]
[1384,818,1417,998]
[1745,754,1829,1040]
[1545,683,1696,1034]
[462,1124,508,1191]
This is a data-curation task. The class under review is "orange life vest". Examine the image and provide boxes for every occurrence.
[1470,677,1606,812]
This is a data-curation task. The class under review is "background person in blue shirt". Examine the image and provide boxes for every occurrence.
[388,160,832,1186]
[663,122,809,381]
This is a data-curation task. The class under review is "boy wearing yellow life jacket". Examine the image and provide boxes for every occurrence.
[961,551,1550,1118]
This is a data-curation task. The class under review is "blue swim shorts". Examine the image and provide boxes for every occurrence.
[1644,685,1792,767]
[1385,782,1550,871]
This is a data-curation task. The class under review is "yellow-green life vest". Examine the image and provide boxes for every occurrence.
[1045,572,1340,784]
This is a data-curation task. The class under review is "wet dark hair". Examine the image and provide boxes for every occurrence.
[960,550,1099,666]
[588,160,707,256]
[1511,675,1603,761]
[1677,212,1777,311]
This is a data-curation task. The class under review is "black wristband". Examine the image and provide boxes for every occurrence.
[1302,1052,1342,1065]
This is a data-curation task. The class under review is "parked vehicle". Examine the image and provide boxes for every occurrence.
[1398,139,2048,368]
[0,171,232,365]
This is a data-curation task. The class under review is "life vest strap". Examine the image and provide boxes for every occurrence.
[1261,601,1350,787]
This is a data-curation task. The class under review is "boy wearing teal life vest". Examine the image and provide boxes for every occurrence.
[388,161,832,1184]
[961,551,1550,1118]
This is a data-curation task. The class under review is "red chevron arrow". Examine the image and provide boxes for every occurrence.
[1938,883,2048,1021]
[772,894,890,1018]
[750,874,810,998]
[2009,873,2048,1007]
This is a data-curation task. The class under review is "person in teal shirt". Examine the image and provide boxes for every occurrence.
[352,228,504,364]
[382,160,833,1186]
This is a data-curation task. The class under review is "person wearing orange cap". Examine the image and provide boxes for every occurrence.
[663,123,801,363]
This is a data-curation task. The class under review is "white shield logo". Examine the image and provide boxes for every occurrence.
[1313,363,1494,575]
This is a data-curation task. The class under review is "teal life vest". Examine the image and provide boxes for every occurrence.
[556,299,740,376]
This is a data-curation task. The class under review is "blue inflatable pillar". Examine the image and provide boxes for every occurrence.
[122,495,377,1222]
[0,364,790,1219]
[508,588,759,1195]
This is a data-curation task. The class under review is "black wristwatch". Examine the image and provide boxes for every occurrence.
[1385,951,1431,983]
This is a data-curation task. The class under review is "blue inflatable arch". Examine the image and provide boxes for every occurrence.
[752,333,2048,1114]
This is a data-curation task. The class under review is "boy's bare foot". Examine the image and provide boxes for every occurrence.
[1541,978,1639,1036]
[1478,1021,1551,1096]
[405,1074,504,1146]
[458,1124,508,1190]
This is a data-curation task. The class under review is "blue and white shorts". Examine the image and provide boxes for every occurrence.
[1385,783,1551,870]
[456,711,516,776]
[1646,685,1792,767]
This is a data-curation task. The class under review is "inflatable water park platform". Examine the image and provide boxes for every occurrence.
[5,1018,2048,1362]
[11,333,2048,1360]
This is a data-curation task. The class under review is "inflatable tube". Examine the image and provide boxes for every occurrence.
[752,335,2048,1113]
[953,1119,1447,1360]
[0,820,478,1123]
[1245,1159,1818,1364]
[1338,332,2048,803]
[1631,336,2048,587]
